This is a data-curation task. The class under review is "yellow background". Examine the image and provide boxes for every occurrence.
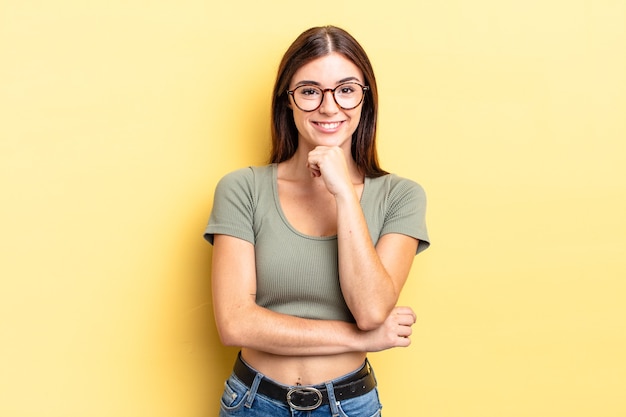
[1,1,625,416]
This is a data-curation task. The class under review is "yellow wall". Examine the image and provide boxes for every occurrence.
[1,1,625,416]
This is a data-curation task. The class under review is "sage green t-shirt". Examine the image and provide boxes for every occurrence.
[204,164,429,323]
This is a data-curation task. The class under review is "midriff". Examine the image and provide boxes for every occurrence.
[241,348,367,386]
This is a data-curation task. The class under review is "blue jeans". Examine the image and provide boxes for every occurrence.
[218,361,383,417]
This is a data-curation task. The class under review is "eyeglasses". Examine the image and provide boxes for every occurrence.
[287,82,369,112]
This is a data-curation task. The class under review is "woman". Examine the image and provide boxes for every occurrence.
[205,25,429,416]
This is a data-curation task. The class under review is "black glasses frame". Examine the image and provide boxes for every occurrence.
[286,82,369,112]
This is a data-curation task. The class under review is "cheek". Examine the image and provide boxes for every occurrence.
[291,109,308,124]
[348,109,363,127]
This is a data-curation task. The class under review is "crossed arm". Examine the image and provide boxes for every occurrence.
[211,231,418,356]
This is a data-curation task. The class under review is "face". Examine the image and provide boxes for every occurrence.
[288,52,365,153]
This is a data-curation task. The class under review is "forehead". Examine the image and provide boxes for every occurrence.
[291,52,363,85]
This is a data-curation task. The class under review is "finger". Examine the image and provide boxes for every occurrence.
[306,163,322,177]
[310,168,321,177]
[396,335,411,348]
[400,319,416,329]
[394,312,416,325]
[393,306,415,315]
[397,324,413,338]
[394,306,417,323]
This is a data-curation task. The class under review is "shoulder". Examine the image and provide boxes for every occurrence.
[215,164,273,191]
[368,173,426,201]
[367,173,430,254]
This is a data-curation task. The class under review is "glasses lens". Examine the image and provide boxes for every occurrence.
[334,83,364,110]
[293,86,323,111]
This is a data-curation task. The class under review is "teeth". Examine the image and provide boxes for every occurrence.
[317,122,341,129]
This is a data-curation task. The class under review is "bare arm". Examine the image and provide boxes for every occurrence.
[211,234,416,355]
[308,146,419,330]
[336,191,418,330]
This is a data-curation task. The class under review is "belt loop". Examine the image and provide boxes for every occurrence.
[245,371,264,408]
[325,381,340,417]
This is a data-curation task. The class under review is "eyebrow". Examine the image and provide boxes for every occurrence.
[294,76,362,87]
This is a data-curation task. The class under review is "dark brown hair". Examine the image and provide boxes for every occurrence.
[270,26,387,177]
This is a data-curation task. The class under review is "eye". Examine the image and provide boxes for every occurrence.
[297,86,321,97]
[338,84,356,95]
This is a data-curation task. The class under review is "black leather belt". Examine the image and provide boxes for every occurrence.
[233,353,377,411]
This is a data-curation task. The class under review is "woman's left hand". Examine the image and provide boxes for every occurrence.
[306,146,354,197]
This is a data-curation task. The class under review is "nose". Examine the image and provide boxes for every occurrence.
[318,89,339,114]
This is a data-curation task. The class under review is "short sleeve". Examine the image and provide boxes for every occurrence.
[203,168,256,245]
[381,177,430,254]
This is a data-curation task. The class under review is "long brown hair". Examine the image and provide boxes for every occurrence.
[270,26,387,177]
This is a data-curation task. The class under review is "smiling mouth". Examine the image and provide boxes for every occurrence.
[314,121,343,129]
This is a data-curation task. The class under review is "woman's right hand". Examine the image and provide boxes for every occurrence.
[359,306,417,352]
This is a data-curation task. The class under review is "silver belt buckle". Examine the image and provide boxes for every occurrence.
[286,386,323,411]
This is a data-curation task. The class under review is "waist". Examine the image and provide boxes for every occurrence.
[233,352,377,411]
[241,348,367,384]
